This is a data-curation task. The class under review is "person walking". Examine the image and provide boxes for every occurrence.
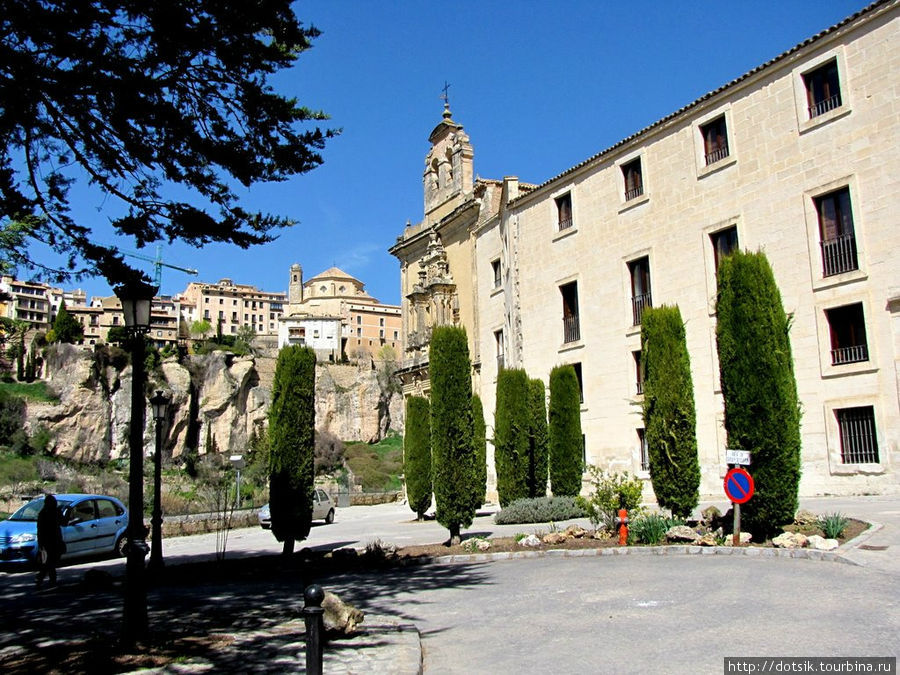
[35,494,65,588]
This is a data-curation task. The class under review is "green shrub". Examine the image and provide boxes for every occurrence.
[404,395,432,519]
[641,304,700,519]
[548,364,583,496]
[527,378,549,499]
[576,465,644,531]
[819,512,849,539]
[629,514,670,545]
[494,496,586,525]
[717,250,801,538]
[494,368,530,506]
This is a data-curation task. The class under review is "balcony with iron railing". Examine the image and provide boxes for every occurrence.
[820,233,858,277]
[558,217,573,231]
[635,380,644,395]
[624,184,644,201]
[809,93,842,119]
[704,143,730,166]
[632,292,652,326]
[496,354,505,371]
[563,314,581,344]
[831,344,868,366]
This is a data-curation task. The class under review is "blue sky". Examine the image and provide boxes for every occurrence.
[60,1,868,306]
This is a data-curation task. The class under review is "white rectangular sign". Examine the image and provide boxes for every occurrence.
[725,449,751,465]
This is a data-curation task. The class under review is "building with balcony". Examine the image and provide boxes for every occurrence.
[178,278,286,338]
[391,1,899,499]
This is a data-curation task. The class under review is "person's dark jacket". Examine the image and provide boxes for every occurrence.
[36,496,65,561]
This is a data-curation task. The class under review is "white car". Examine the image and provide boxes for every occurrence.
[258,490,335,529]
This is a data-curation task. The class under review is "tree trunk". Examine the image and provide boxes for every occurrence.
[449,523,461,546]
[282,538,295,556]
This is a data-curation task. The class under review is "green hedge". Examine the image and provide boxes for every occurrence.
[548,364,583,496]
[494,368,530,506]
[494,496,585,525]
[527,378,549,498]
[403,395,432,519]
[716,250,801,537]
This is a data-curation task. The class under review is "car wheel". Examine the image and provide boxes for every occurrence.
[325,509,335,524]
[115,535,128,558]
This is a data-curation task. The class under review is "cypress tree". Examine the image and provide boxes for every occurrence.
[403,395,432,521]
[527,378,549,498]
[268,345,316,555]
[548,364,583,496]
[429,325,476,544]
[52,300,83,344]
[716,250,801,538]
[494,368,530,506]
[641,304,700,519]
[471,394,487,508]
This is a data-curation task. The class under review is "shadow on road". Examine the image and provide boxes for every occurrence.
[0,548,490,673]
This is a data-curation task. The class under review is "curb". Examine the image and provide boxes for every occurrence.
[429,542,862,566]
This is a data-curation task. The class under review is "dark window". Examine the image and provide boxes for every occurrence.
[711,226,739,271]
[837,406,879,463]
[638,428,649,471]
[97,500,118,519]
[495,330,504,370]
[622,159,643,201]
[72,499,96,523]
[628,257,652,325]
[701,116,729,165]
[556,193,573,230]
[582,434,587,466]
[572,362,584,404]
[815,187,857,277]
[804,59,842,119]
[633,350,643,395]
[491,259,502,288]
[560,281,580,343]
[379,317,384,327]
[826,303,868,365]
[357,315,362,324]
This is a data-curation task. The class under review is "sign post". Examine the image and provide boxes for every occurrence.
[723,466,754,546]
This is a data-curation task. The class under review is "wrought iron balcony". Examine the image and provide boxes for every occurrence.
[632,292,652,326]
[831,344,868,366]
[563,314,581,344]
[808,93,842,119]
[820,233,858,277]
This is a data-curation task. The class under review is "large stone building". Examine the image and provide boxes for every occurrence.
[178,278,286,338]
[391,1,899,499]
[279,264,402,361]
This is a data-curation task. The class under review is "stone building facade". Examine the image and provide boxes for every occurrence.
[391,1,899,499]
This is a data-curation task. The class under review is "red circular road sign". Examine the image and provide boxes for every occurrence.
[724,467,755,504]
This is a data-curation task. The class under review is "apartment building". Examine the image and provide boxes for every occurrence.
[391,1,899,498]
[179,278,286,337]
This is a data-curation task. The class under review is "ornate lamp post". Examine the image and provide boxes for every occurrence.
[148,389,170,572]
[115,279,157,643]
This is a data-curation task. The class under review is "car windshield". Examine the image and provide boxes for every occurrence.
[8,498,72,521]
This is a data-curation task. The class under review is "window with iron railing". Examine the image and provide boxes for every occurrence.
[628,257,652,325]
[491,259,501,288]
[556,193,573,231]
[700,115,729,165]
[622,159,643,201]
[633,350,644,395]
[815,187,858,277]
[638,428,649,471]
[804,59,842,119]
[837,406,879,464]
[826,303,868,366]
[560,281,580,343]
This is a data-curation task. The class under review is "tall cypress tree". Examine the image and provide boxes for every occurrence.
[494,368,530,506]
[471,394,487,509]
[717,250,801,538]
[404,395,432,521]
[430,325,476,544]
[268,345,316,555]
[52,300,83,344]
[527,378,549,499]
[641,304,700,519]
[548,364,583,496]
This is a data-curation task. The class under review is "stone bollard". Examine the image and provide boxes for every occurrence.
[303,584,325,675]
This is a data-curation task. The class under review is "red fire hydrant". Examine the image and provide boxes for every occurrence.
[616,508,629,546]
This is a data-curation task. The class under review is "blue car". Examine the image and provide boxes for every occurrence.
[0,494,129,567]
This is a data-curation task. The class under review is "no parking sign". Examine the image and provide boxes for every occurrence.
[724,467,754,504]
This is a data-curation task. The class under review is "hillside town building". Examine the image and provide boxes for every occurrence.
[391,1,900,499]
[279,264,402,361]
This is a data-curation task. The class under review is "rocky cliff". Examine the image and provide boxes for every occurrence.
[24,344,404,462]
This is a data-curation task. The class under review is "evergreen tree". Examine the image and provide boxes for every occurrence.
[268,345,316,554]
[548,364,583,497]
[717,250,801,538]
[641,304,700,519]
[471,394,487,508]
[494,368,530,506]
[1,1,335,284]
[403,396,432,521]
[24,348,35,382]
[429,326,476,544]
[527,378,549,499]
[51,301,83,344]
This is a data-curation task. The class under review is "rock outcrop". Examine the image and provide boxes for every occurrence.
[24,344,404,462]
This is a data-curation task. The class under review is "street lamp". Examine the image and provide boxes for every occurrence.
[230,454,245,510]
[148,389,170,572]
[114,278,157,644]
